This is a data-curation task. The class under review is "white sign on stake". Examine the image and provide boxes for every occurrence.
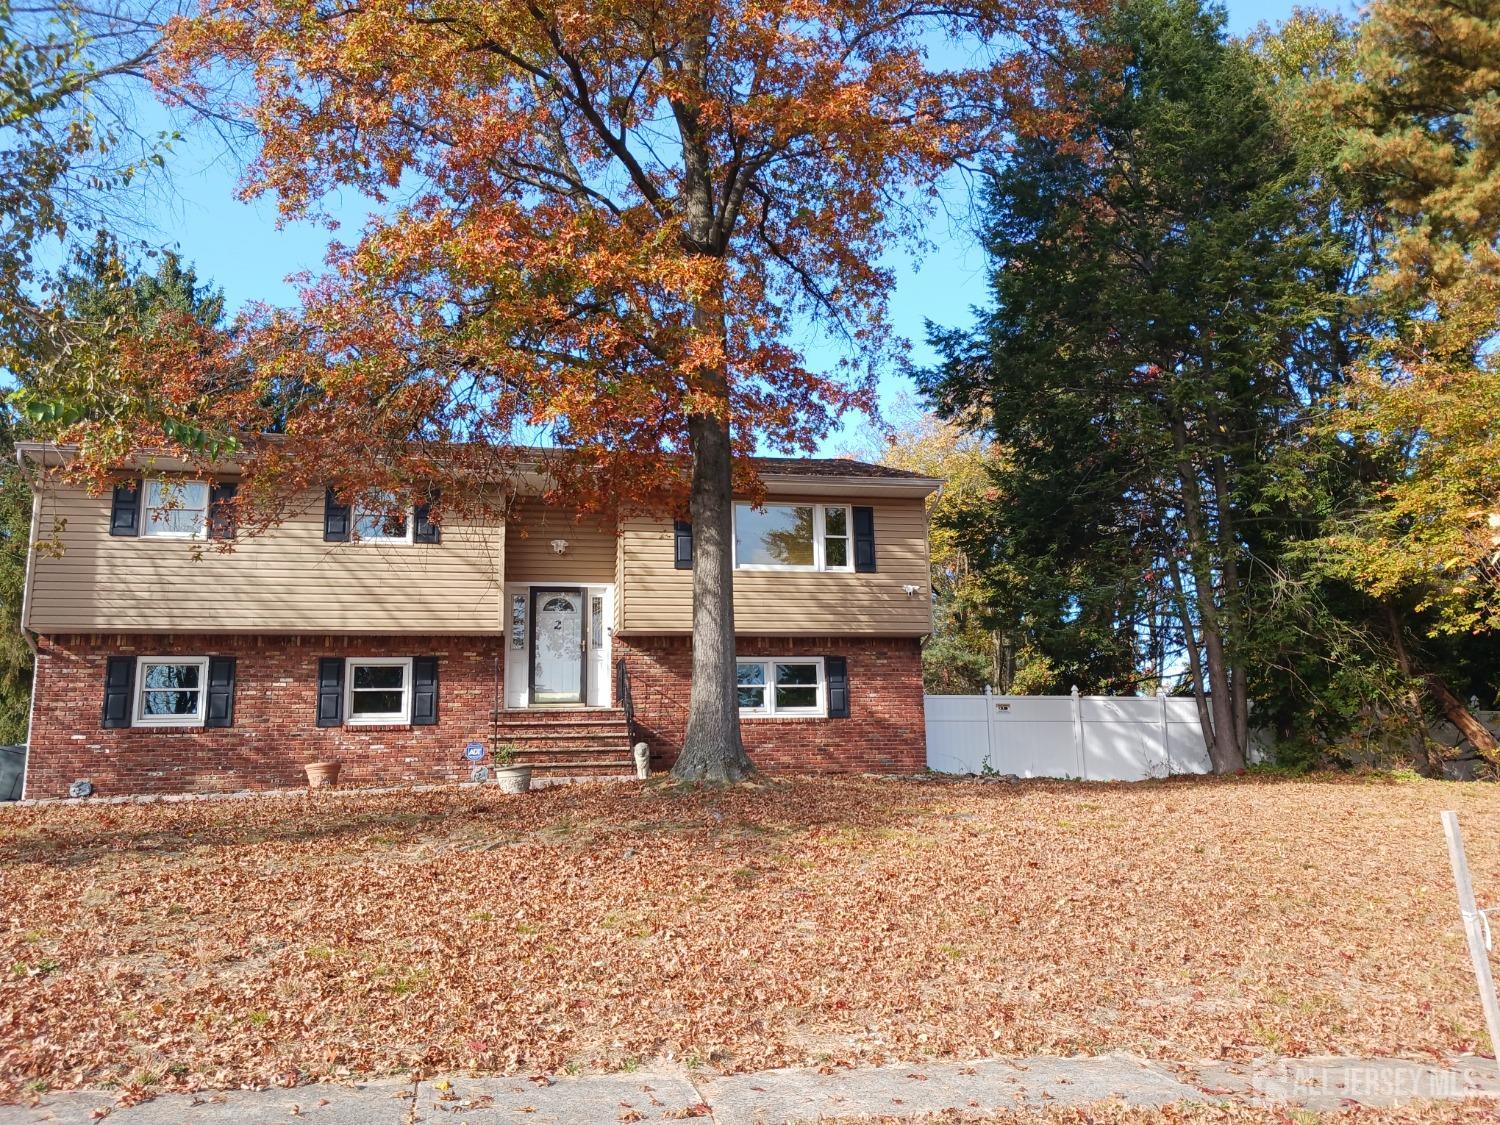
[1442,809,1500,1080]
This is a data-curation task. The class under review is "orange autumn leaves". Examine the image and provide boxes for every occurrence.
[21,0,1096,524]
[2,775,1498,1098]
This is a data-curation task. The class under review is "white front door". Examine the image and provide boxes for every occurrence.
[532,588,584,703]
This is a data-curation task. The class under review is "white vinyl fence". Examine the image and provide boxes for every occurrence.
[926,688,1214,781]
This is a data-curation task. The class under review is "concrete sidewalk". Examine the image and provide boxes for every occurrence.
[4,1054,1497,1123]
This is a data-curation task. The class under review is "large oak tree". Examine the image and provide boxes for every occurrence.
[84,0,1089,781]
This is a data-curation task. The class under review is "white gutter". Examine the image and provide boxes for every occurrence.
[19,646,36,798]
[761,474,943,499]
[16,442,943,497]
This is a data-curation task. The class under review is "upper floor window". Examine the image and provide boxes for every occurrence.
[142,480,209,539]
[352,493,413,544]
[733,503,852,572]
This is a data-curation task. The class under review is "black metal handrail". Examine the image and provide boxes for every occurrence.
[615,657,638,746]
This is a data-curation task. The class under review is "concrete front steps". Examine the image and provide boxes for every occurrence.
[489,707,636,776]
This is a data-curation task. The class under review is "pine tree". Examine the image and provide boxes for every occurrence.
[1330,0,1500,636]
[922,0,1339,770]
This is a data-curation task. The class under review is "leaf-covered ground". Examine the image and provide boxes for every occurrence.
[1,774,1497,1101]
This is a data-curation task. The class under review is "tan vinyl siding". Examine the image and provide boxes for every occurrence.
[614,522,626,632]
[503,500,617,585]
[27,484,504,634]
[618,495,933,636]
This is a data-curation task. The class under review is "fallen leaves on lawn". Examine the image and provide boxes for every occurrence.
[0,775,1497,1098]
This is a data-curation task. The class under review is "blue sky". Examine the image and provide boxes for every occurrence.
[138,0,1338,452]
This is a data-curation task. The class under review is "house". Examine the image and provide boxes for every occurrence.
[14,446,940,798]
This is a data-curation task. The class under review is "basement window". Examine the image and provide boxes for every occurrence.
[735,657,826,717]
[133,657,209,727]
[345,657,412,724]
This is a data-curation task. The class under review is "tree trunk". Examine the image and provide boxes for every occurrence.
[671,408,755,783]
[1206,431,1250,757]
[1199,609,1243,773]
[1383,603,1445,777]
[1427,674,1500,766]
[1171,415,1244,773]
[1165,546,1214,753]
[663,102,754,784]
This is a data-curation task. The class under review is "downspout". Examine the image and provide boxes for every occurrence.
[16,447,41,800]
[16,447,39,656]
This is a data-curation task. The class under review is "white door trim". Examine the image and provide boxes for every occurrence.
[504,582,614,709]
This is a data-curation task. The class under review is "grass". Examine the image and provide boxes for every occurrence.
[0,773,1497,1099]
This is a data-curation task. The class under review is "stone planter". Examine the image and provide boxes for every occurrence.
[492,765,532,795]
[304,761,342,789]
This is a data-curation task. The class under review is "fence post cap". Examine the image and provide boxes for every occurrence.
[1070,685,1080,698]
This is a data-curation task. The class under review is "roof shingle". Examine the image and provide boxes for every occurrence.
[752,456,934,480]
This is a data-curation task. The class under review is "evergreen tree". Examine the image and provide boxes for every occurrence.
[0,237,226,741]
[922,0,1339,770]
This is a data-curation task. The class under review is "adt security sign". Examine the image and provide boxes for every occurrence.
[463,741,487,762]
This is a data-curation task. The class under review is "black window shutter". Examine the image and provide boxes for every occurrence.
[316,657,344,727]
[208,482,238,541]
[825,656,850,719]
[412,656,439,725]
[109,482,141,537]
[673,519,693,569]
[205,656,236,727]
[853,506,877,573]
[101,656,135,728]
[413,494,441,544]
[323,488,351,542]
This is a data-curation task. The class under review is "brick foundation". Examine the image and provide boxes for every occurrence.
[25,634,508,798]
[25,632,926,798]
[616,635,926,774]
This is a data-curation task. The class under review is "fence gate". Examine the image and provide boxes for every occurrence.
[925,689,1213,781]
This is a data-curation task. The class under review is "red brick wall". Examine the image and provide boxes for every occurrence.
[25,634,505,798]
[25,632,927,798]
[618,635,926,774]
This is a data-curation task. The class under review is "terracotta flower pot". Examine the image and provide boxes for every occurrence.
[304,761,342,789]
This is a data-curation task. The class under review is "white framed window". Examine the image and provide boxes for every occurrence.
[733,503,852,572]
[590,594,605,648]
[736,657,826,717]
[345,657,412,724]
[352,493,413,544]
[510,594,527,650]
[822,505,850,569]
[133,657,210,726]
[142,480,209,539]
